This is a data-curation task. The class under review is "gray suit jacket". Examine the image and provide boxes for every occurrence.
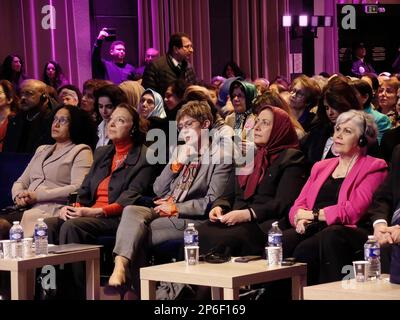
[12,143,93,215]
[153,143,233,219]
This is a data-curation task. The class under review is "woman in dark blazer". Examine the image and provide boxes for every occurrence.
[45,103,155,298]
[198,105,306,257]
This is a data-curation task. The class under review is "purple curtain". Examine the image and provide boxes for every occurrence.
[232,0,290,81]
[0,0,91,89]
[137,0,212,82]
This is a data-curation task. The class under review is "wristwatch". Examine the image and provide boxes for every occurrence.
[312,208,319,223]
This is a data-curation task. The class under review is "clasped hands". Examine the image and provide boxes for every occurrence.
[59,206,104,221]
[294,209,314,234]
[15,191,37,207]
[374,223,400,245]
[209,206,251,226]
[154,196,177,217]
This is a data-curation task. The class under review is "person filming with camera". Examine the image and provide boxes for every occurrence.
[92,28,137,85]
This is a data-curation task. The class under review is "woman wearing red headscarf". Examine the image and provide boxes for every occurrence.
[198,105,306,256]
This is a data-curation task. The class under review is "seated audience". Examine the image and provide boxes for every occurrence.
[57,84,82,107]
[45,103,154,298]
[42,60,68,90]
[222,61,246,79]
[0,80,19,151]
[253,90,305,139]
[3,79,53,153]
[253,78,270,96]
[0,54,26,91]
[81,79,112,124]
[107,101,232,296]
[301,76,362,171]
[94,84,127,148]
[286,110,387,285]
[378,77,399,127]
[118,80,144,109]
[0,105,96,236]
[163,80,187,121]
[288,75,321,132]
[198,105,305,257]
[352,79,391,144]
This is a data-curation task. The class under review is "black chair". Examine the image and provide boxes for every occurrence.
[0,152,32,209]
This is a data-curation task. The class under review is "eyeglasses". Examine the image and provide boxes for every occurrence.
[182,44,193,50]
[53,116,70,126]
[254,118,272,129]
[289,89,305,99]
[177,119,199,131]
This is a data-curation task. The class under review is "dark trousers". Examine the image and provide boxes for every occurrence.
[197,221,266,256]
[283,225,369,285]
[45,216,120,299]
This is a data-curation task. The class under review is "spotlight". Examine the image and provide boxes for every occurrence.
[283,15,292,27]
[299,15,308,27]
[311,16,319,27]
[324,16,332,27]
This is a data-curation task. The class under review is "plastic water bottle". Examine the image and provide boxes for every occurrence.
[184,223,199,265]
[9,221,24,259]
[34,218,48,256]
[267,221,283,265]
[364,235,381,280]
[184,223,199,247]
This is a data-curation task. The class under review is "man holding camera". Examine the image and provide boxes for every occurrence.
[92,28,137,84]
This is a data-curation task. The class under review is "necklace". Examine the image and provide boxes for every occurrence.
[26,111,41,122]
[332,154,358,179]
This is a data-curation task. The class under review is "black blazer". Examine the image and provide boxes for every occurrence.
[77,144,155,208]
[3,110,52,154]
[212,148,306,233]
[380,126,400,163]
[359,145,400,230]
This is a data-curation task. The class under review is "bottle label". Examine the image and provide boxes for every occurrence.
[268,234,282,246]
[184,234,199,245]
[365,247,380,258]
[35,230,47,237]
[11,233,22,240]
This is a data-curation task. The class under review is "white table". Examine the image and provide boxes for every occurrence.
[304,274,400,300]
[0,244,101,300]
[140,259,307,300]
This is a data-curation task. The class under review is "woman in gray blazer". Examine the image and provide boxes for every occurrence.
[0,105,97,237]
[108,100,233,295]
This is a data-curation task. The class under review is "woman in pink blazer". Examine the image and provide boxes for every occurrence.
[286,110,387,285]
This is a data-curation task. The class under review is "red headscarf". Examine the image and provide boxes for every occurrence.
[238,106,299,200]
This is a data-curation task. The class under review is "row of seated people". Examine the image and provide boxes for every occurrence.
[0,92,395,300]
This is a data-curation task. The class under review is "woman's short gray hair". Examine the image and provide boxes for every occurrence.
[335,110,377,147]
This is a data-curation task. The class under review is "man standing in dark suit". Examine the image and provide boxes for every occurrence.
[142,32,196,97]
[3,79,52,153]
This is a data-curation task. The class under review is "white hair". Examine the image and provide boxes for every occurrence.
[335,110,377,147]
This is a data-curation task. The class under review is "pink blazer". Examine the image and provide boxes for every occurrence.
[289,155,387,227]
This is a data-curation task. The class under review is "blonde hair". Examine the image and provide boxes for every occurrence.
[176,100,213,125]
[119,80,144,110]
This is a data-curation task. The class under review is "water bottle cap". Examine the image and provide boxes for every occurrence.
[368,235,375,240]
[188,223,194,227]
[12,221,20,225]
[37,218,44,222]
[272,221,278,227]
